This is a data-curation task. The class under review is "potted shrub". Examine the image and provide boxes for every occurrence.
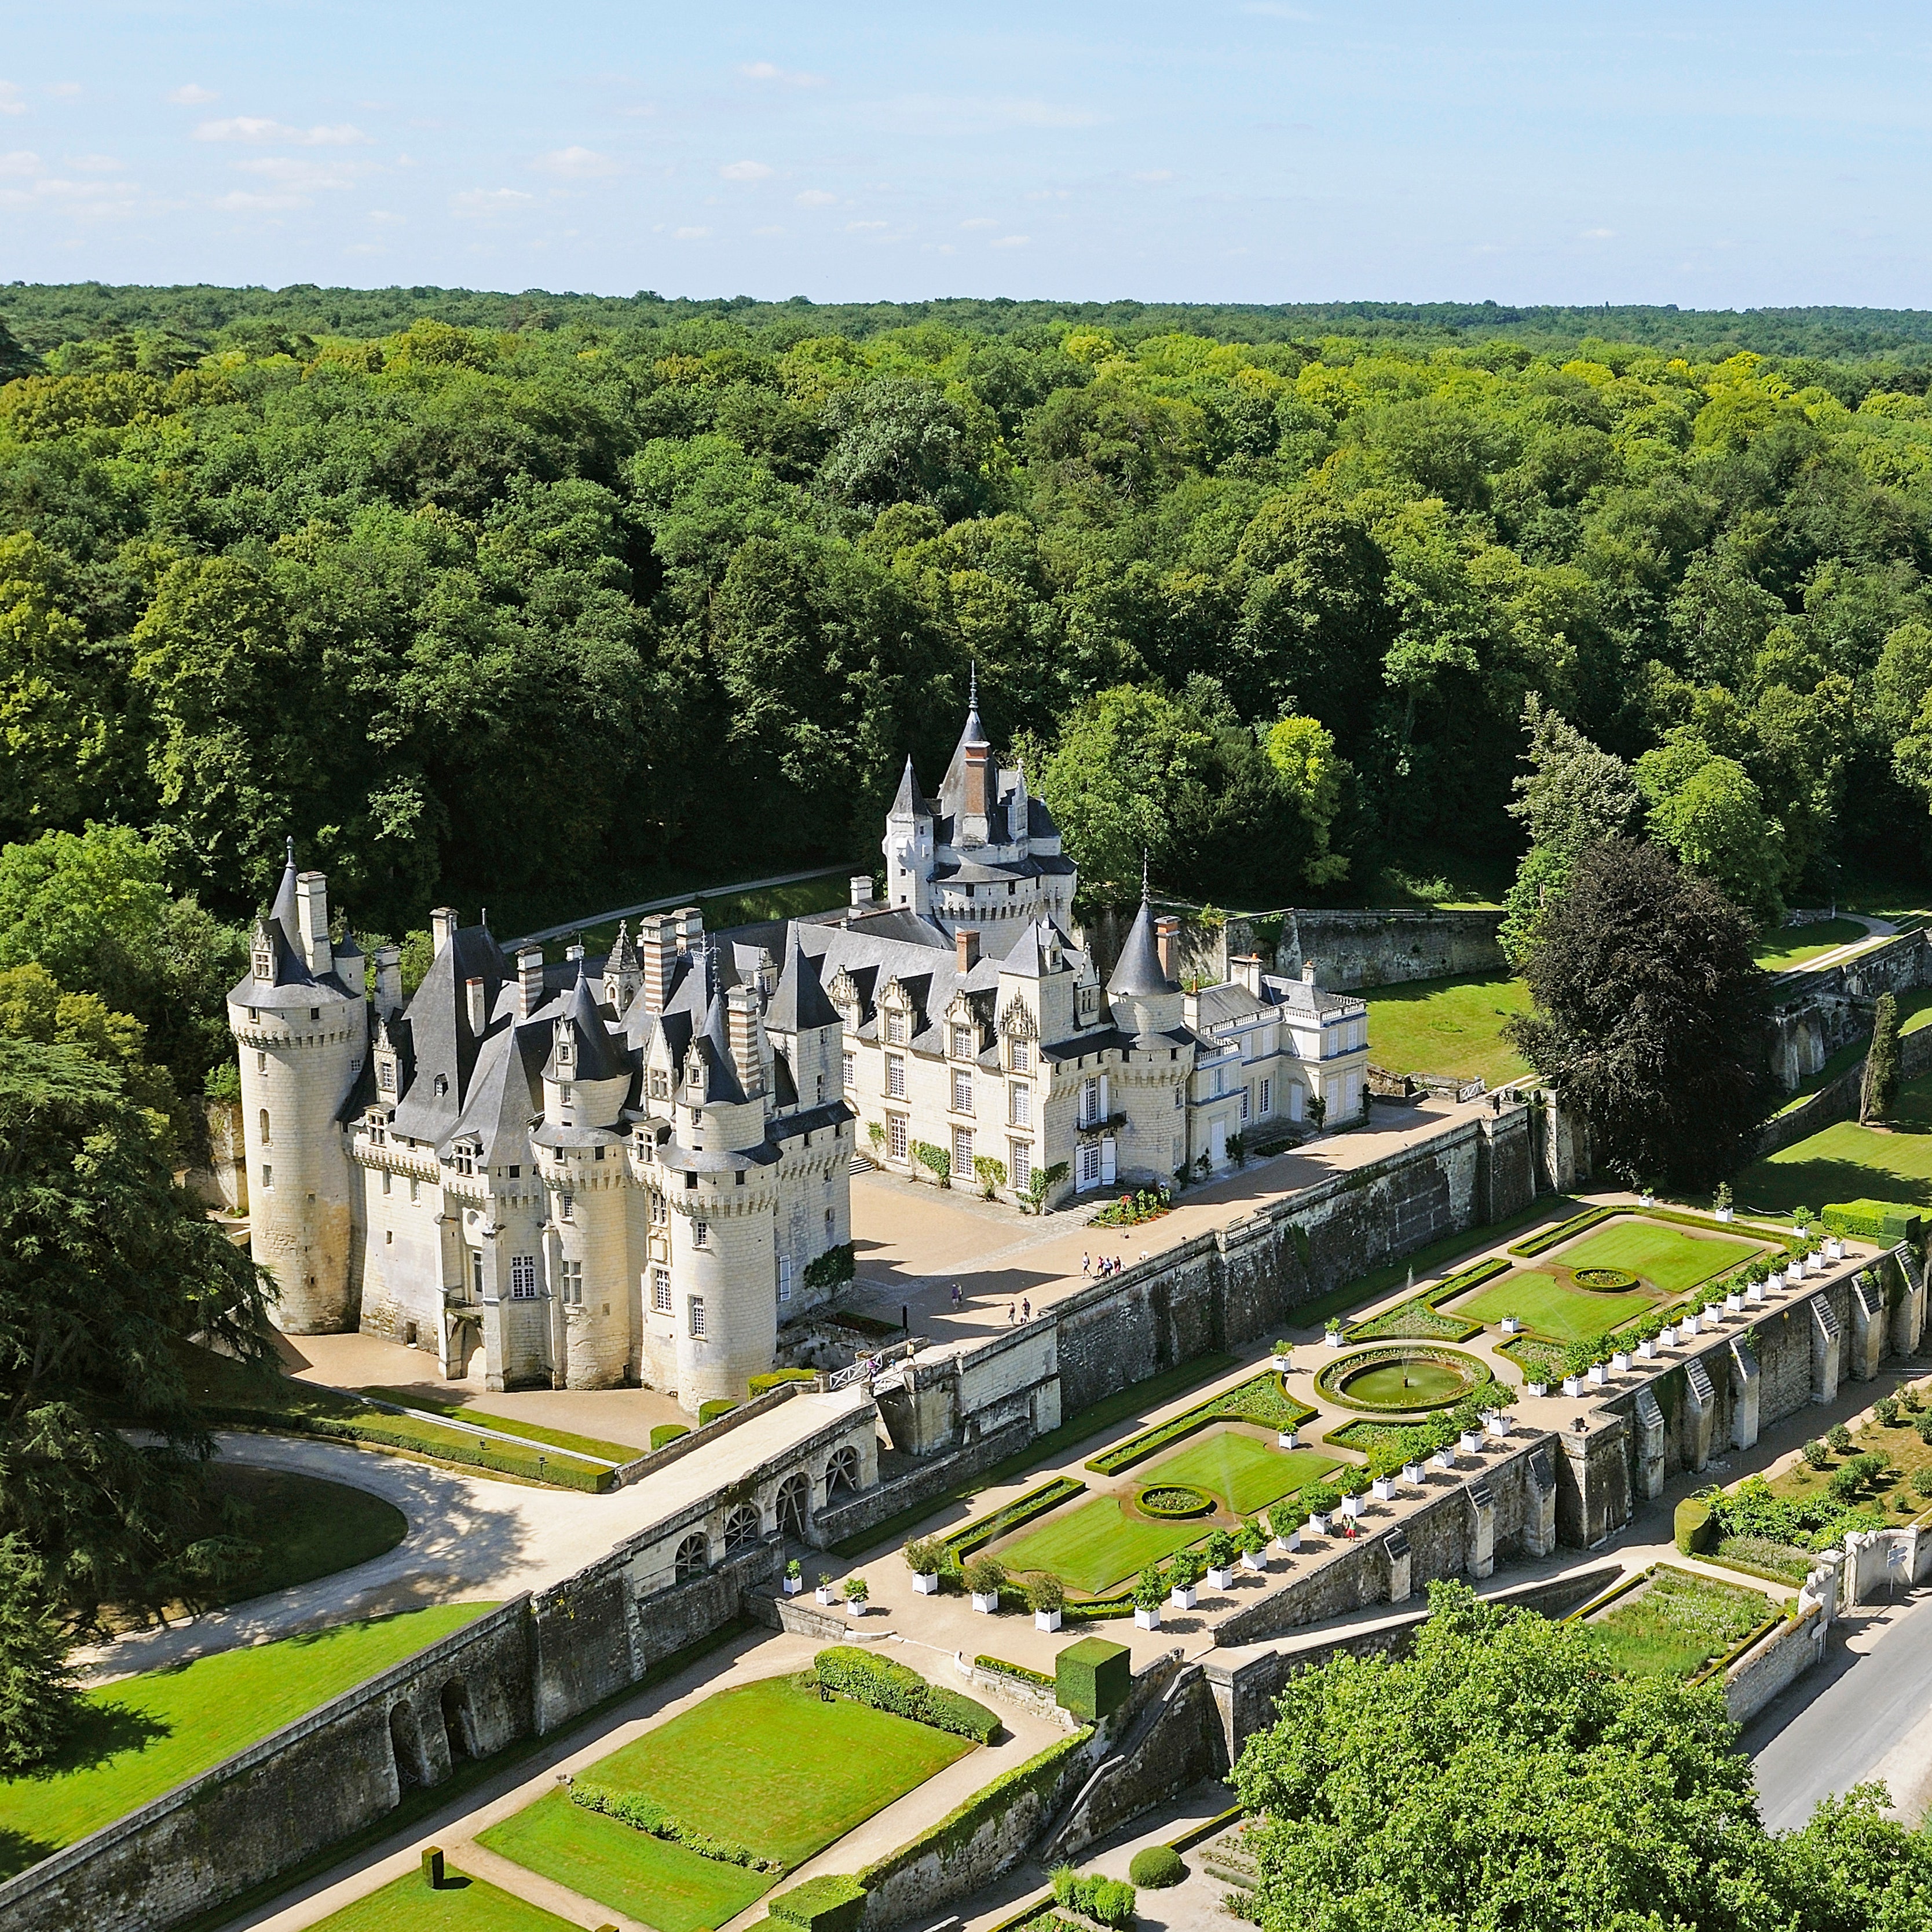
[815,1572,837,1607]
[1169,1550,1205,1609]
[1713,1182,1733,1223]
[1204,1531,1237,1591]
[784,1559,803,1597]
[844,1576,870,1616]
[1638,1181,1656,1207]
[1499,1313,1523,1335]
[1399,1428,1429,1484]
[1525,1378,1550,1399]
[1237,1517,1269,1572]
[1335,1468,1370,1520]
[1724,1278,1745,1314]
[1323,1322,1345,1348]
[1029,1574,1065,1633]
[964,1556,1005,1614]
[1133,1565,1165,1630]
[1484,1384,1517,1436]
[1272,1339,1293,1373]
[1586,1339,1612,1386]
[1825,1232,1845,1262]
[1277,1424,1301,1450]
[1268,1499,1302,1554]
[905,1538,943,1596]
[1302,1482,1340,1537]
[1610,1341,1633,1375]
[1368,1445,1402,1501]
[1561,1340,1590,1398]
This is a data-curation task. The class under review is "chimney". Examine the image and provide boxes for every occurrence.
[961,744,991,842]
[430,907,458,957]
[517,947,544,1019]
[466,976,488,1035]
[295,870,332,975]
[1231,953,1264,997]
[1155,915,1181,983]
[1302,958,1318,986]
[956,928,980,973]
[674,907,704,956]
[639,915,675,1011]
[726,986,763,1099]
[850,875,875,912]
[373,945,401,1011]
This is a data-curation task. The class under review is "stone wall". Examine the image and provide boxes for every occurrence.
[1757,1012,1932,1158]
[1723,1604,1825,1724]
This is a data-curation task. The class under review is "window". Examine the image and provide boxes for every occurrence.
[259,1108,272,1145]
[1009,1081,1030,1128]
[843,1049,855,1089]
[558,1191,573,1223]
[470,1249,484,1298]
[382,1169,393,1195]
[1241,1086,1252,1122]
[688,1295,707,1338]
[508,1163,520,1179]
[1009,1038,1030,1073]
[952,1023,972,1058]
[561,1260,583,1305]
[377,1059,394,1092]
[1174,1084,1184,1110]
[778,1255,792,1304]
[888,1113,908,1161]
[1011,1140,1031,1192]
[309,1007,320,1023]
[1260,1077,1272,1118]
[650,1068,669,1099]
[652,1267,672,1313]
[952,1070,973,1114]
[511,1254,539,1299]
[261,1163,274,1190]
[885,1012,906,1045]
[674,1532,708,1581]
[455,1144,474,1176]
[885,1053,906,1099]
[650,1192,668,1225]
[255,1051,267,1074]
[1080,1079,1100,1128]
[409,1176,420,1202]
[693,1219,708,1247]
[434,1074,448,1097]
[953,1126,974,1172]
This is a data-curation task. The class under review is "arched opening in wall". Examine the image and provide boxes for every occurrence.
[440,1679,475,1763]
[674,1532,708,1582]
[776,1472,809,1537]
[404,1320,419,1346]
[824,1446,859,1498]
[723,1504,760,1553]
[259,1107,271,1144]
[389,1701,428,1793]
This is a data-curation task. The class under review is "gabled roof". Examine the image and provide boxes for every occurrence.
[767,934,839,1034]
[546,963,630,1084]
[388,922,511,1143]
[688,991,748,1106]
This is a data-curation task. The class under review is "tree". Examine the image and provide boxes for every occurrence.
[1507,841,1772,1187]
[1264,713,1352,884]
[0,1534,76,1773]
[1638,736,1786,927]
[818,376,983,519]
[1862,990,1901,1125]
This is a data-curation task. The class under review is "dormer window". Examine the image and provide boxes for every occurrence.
[454,1144,476,1177]
[251,941,273,980]
[650,1068,669,1100]
[1010,1038,1030,1073]
[886,1013,906,1045]
[376,1058,396,1092]
[951,1024,972,1058]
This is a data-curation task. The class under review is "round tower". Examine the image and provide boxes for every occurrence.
[227,846,367,1333]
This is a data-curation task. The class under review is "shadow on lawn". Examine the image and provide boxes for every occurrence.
[25,1696,170,1777]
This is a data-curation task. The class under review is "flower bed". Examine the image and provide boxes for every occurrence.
[1136,1483,1214,1519]
[1496,1333,1567,1381]
[1089,1188,1172,1228]
[1573,1267,1639,1291]
[940,1476,1086,1562]
[1343,1256,1505,1343]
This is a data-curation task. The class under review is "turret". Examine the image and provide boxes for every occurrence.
[881,755,934,917]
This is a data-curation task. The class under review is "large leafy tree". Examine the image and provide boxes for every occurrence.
[1507,840,1772,1187]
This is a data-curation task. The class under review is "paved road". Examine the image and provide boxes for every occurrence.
[1750,1587,1932,1829]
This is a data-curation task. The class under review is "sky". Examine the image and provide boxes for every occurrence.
[3,2,1931,308]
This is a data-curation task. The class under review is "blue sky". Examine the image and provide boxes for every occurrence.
[3,2,1930,306]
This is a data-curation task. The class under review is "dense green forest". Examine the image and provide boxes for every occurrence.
[7,283,1932,996]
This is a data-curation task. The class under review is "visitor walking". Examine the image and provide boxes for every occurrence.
[1082,1252,1091,1276]
[950,1283,962,1310]
[1021,1297,1031,1321]
[1007,1301,1016,1324]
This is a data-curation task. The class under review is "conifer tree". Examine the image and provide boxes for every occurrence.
[1862,990,1901,1125]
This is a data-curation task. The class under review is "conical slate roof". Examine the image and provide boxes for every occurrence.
[767,934,839,1033]
[1106,890,1176,1000]
[268,836,302,954]
[888,755,928,819]
[549,960,628,1083]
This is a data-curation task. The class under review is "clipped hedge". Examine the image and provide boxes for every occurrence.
[1343,1255,1506,1344]
[770,1874,869,1932]
[1052,1867,1136,1930]
[1674,1496,1716,1556]
[815,1646,1001,1743]
[698,1398,738,1426]
[941,1476,1084,1560]
[750,1368,819,1397]
[1824,1200,1923,1247]
[650,1423,690,1451]
[1509,1206,1615,1258]
[569,1782,780,1869]
[976,1655,1055,1688]
[1129,1844,1185,1889]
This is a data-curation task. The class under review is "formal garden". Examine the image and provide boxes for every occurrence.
[0,1604,494,1880]
[477,1664,990,1932]
[1572,1565,1784,1681]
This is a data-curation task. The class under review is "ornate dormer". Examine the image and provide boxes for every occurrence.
[552,1015,577,1078]
[250,917,275,984]
[602,921,641,1013]
[944,990,980,1060]
[879,978,916,1047]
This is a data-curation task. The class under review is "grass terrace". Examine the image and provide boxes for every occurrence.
[0,1604,493,1880]
[1143,1433,1340,1516]
[480,1675,973,1932]
[1359,971,1531,1088]
[996,1495,1210,1597]
[360,1388,641,1463]
[1752,919,1876,972]
[310,1868,581,1931]
[1578,1566,1780,1681]
[1736,1069,1932,1214]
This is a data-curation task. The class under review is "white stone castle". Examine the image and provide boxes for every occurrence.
[229,687,1368,1406]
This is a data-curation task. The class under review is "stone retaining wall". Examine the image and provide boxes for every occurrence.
[1723,1604,1825,1724]
[1757,1015,1932,1158]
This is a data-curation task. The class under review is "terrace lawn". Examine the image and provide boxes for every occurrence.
[1451,1270,1656,1344]
[0,1604,493,1880]
[1143,1432,1340,1517]
[1583,1567,1776,1680]
[997,1495,1203,1595]
[1753,919,1875,972]
[310,1867,581,1932]
[1360,972,1532,1088]
[1735,1069,1932,1214]
[1557,1220,1760,1294]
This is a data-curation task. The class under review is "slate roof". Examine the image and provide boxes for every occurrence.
[1106,895,1178,1000]
[767,934,839,1034]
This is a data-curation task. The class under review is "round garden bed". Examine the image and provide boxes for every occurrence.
[1314,1345,1488,1413]
[1136,1482,1215,1518]
[1572,1267,1639,1291]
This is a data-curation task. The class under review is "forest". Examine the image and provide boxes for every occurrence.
[6,284,1932,1032]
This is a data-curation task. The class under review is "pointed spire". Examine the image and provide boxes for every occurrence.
[890,753,927,819]
[1142,849,1150,902]
[269,837,302,954]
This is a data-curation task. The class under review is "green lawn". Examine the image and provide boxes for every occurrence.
[1452,1269,1656,1344]
[481,1676,973,1930]
[1556,1220,1761,1293]
[1753,919,1874,972]
[1736,1069,1932,1213]
[183,1463,407,1610]
[310,1867,581,1932]
[997,1495,1204,1594]
[361,1389,641,1463]
[0,1604,493,1879]
[1583,1568,1774,1680]
[1143,1432,1340,1517]
[1360,972,1531,1086]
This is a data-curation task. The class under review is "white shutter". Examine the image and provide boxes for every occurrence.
[1100,1136,1117,1184]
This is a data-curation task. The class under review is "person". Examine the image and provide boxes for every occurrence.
[1021,1297,1031,1321]
[1007,1301,1016,1324]
[951,1283,962,1310]
[1081,1252,1091,1276]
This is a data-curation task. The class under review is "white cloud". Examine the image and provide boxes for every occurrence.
[960,216,997,229]
[213,189,303,211]
[0,150,40,177]
[195,117,369,145]
[368,208,404,225]
[45,82,80,100]
[168,84,217,106]
[237,156,355,191]
[795,188,837,206]
[71,154,122,173]
[451,187,534,218]
[674,225,710,239]
[1026,188,1071,200]
[0,83,24,116]
[536,145,617,178]
[1579,226,1615,239]
[720,159,773,180]
[739,61,825,86]
[990,234,1030,247]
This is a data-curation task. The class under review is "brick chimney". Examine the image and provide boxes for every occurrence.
[430,907,458,957]
[1231,953,1264,997]
[674,907,704,956]
[1302,958,1318,986]
[465,976,488,1035]
[516,947,544,1019]
[961,744,991,841]
[850,875,876,912]
[725,986,763,1098]
[639,915,676,1011]
[1155,915,1181,983]
[956,928,980,972]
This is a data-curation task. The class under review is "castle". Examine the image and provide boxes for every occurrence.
[229,689,1367,1405]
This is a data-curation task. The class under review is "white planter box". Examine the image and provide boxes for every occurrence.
[784,1576,803,1596]
[1305,1512,1330,1536]
[1637,1339,1656,1362]
[1827,1238,1845,1260]
[1808,1253,1826,1276]
[1207,1565,1235,1591]
[1747,1283,1764,1305]
[1241,1549,1268,1573]
[1640,1192,1655,1206]
[1658,1326,1678,1347]
[1587,1364,1608,1386]
[1562,1376,1583,1397]
[847,1598,869,1616]
[1487,1414,1510,1437]
[815,1587,837,1607]
[1725,1294,1743,1314]
[1765,1271,1784,1291]
[1372,1476,1397,1501]
[1500,1316,1522,1334]
[912,1571,939,1595]
[1324,1330,1345,1348]
[971,1591,1000,1614]
[1715,1207,1733,1221]
[1525,1382,1549,1399]
[1277,1429,1300,1450]
[1341,1494,1366,1520]
[1170,1585,1197,1610]
[1459,1430,1484,1454]
[1402,1461,1426,1483]
[1432,1448,1457,1471]
[1682,1314,1701,1337]
[1135,1605,1161,1630]
[1283,1527,1303,1553]
[1035,1608,1062,1633]
[1611,1352,1632,1375]
[1273,1354,1292,1374]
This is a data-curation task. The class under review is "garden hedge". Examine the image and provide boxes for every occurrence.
[769,1874,869,1932]
[1509,1206,1616,1258]
[1052,1867,1136,1929]
[1342,1256,1505,1343]
[698,1398,738,1426]
[1085,1373,1314,1475]
[941,1476,1085,1560]
[1674,1497,1716,1555]
[976,1655,1055,1688]
[569,1782,779,1869]
[649,1423,690,1451]
[1129,1845,1185,1888]
[1824,1200,1923,1246]
[749,1368,819,1396]
[815,1646,1001,1743]
[1055,1637,1131,1722]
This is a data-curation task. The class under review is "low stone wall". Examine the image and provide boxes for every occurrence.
[1274,908,1506,991]
[1723,1604,1824,1724]
[958,1658,1077,1729]
[814,1417,1035,1550]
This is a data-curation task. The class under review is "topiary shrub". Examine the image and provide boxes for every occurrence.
[1052,1865,1137,1929]
[1056,1635,1131,1721]
[1674,1495,1715,1555]
[749,1368,818,1397]
[698,1399,737,1426]
[649,1423,690,1451]
[1129,1845,1185,1889]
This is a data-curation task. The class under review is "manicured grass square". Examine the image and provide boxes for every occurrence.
[481,1792,770,1932]
[0,1603,495,1881]
[1143,1432,1339,1517]
[1556,1220,1759,1293]
[1452,1270,1656,1344]
[310,1865,581,1931]
[996,1496,1201,1595]
[1360,972,1532,1087]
